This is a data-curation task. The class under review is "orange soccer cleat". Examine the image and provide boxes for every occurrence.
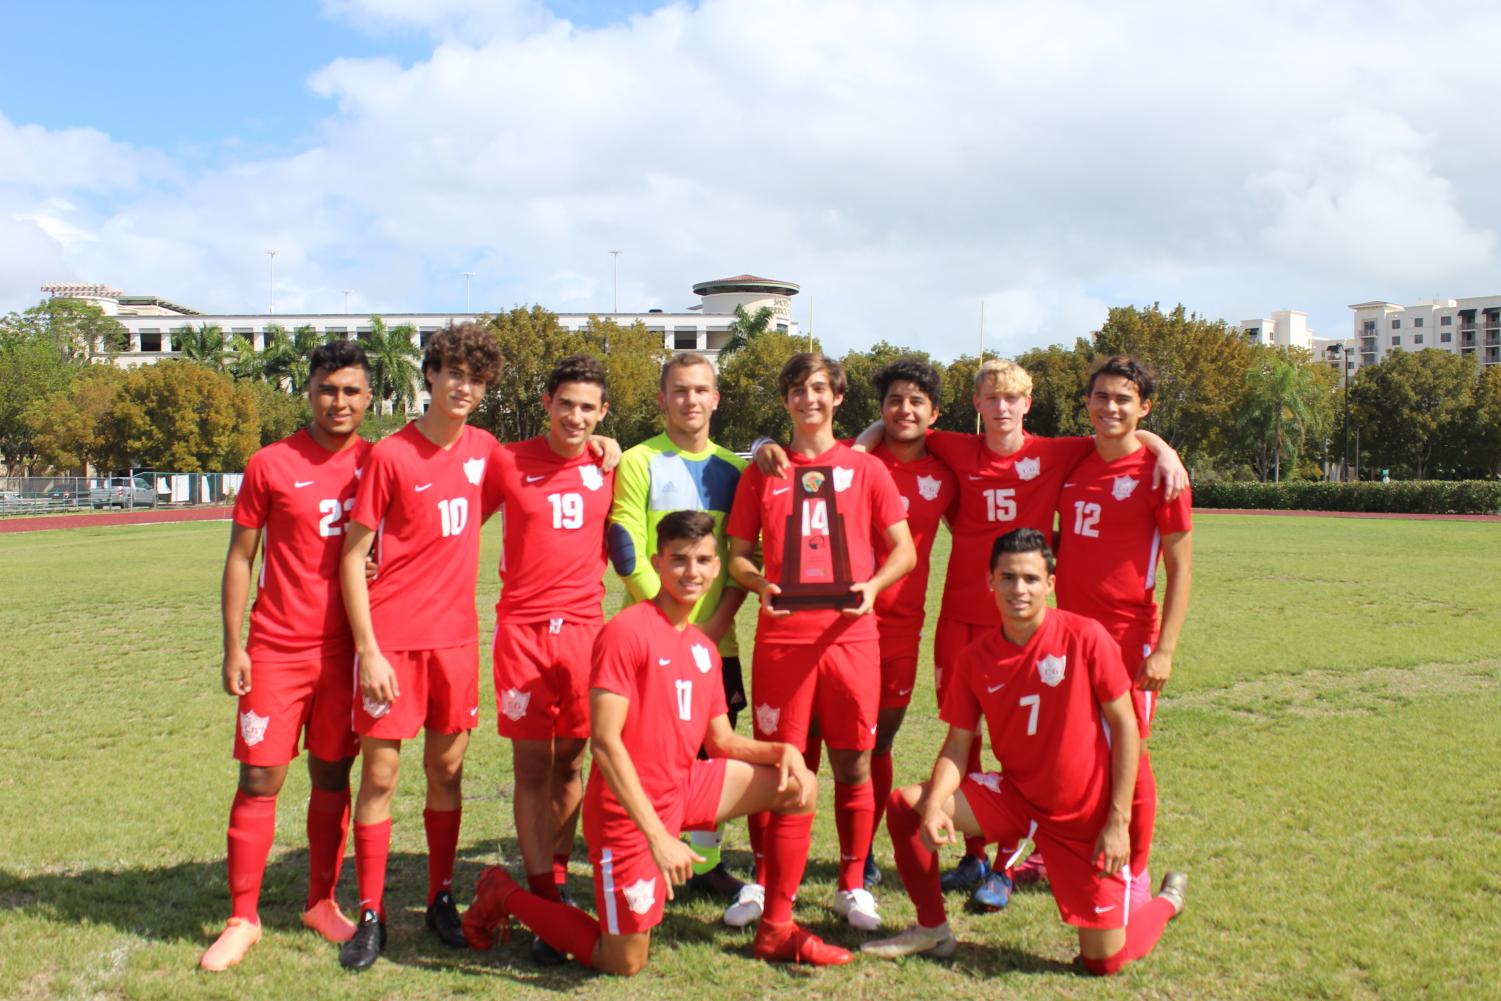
[301,899,357,943]
[753,920,854,966]
[199,917,263,971]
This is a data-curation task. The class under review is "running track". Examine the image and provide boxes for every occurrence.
[2,505,1494,535]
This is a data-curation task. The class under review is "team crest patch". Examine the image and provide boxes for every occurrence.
[901,495,910,512]
[691,643,713,674]
[501,688,531,721]
[800,470,825,494]
[1015,456,1040,481]
[968,771,1001,793]
[1037,654,1067,687]
[353,466,363,480]
[1112,475,1139,501]
[239,710,269,747]
[362,694,391,719]
[754,703,781,736]
[463,456,486,486]
[916,474,942,501]
[622,877,657,915]
[580,464,604,491]
[832,466,854,493]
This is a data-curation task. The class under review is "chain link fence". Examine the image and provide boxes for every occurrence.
[0,472,245,516]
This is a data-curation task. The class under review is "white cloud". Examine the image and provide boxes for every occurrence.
[5,0,1501,353]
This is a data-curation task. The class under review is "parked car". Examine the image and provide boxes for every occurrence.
[91,477,156,509]
[45,485,84,507]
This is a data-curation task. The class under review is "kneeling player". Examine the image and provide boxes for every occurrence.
[464,511,849,972]
[864,528,1186,975]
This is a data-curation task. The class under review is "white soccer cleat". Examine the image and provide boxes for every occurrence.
[861,922,957,959]
[723,882,765,928]
[832,887,883,931]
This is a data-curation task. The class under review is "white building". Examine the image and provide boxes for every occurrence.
[1239,309,1354,378]
[1346,297,1501,371]
[42,274,802,408]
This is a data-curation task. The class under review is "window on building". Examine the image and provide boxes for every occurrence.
[140,331,162,352]
[1391,335,1401,347]
[1413,317,1424,328]
[1415,334,1424,345]
[673,328,697,350]
[356,328,373,343]
[1391,319,1401,329]
[420,327,439,347]
[777,323,788,333]
[1442,331,1453,343]
[325,326,347,336]
[1441,315,1452,326]
[1362,320,1376,333]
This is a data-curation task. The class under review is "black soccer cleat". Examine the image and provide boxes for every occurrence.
[426,891,468,948]
[1157,871,1188,918]
[939,853,990,892]
[688,862,747,901]
[530,933,568,966]
[339,908,386,971]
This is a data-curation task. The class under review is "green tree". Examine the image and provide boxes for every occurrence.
[26,365,129,472]
[1237,349,1329,482]
[475,306,585,442]
[1350,349,1475,479]
[1015,341,1095,438]
[0,323,75,472]
[1090,303,1255,466]
[835,342,931,440]
[175,323,230,371]
[713,330,817,450]
[244,380,311,447]
[1471,366,1501,477]
[102,361,261,471]
[579,317,670,446]
[3,297,128,362]
[719,304,776,358]
[364,317,422,415]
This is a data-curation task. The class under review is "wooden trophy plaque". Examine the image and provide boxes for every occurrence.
[771,466,859,611]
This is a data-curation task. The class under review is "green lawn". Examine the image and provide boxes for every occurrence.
[1,514,1497,999]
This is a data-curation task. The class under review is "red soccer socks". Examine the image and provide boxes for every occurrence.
[1081,895,1177,975]
[870,750,895,834]
[834,780,875,891]
[353,818,392,920]
[761,810,814,925]
[306,787,351,907]
[506,883,602,967]
[886,791,947,929]
[226,791,277,922]
[423,807,462,905]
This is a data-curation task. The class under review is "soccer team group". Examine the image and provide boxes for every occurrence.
[203,321,1195,978]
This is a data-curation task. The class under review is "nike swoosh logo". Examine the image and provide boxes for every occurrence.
[986,682,1006,693]
[469,707,478,716]
[294,480,314,488]
[526,474,545,483]
[897,687,912,696]
[415,483,433,492]
[1063,482,1076,488]
[967,475,985,481]
[1094,905,1116,914]
[772,486,790,496]
[658,657,672,666]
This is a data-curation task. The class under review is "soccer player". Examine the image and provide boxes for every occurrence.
[726,352,916,931]
[463,511,846,970]
[485,354,615,964]
[1054,355,1192,908]
[201,340,374,971]
[336,323,504,970]
[863,528,1187,975]
[607,351,749,901]
[879,359,1184,906]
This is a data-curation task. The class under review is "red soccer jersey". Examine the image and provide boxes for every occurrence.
[582,602,728,844]
[942,608,1131,838]
[349,422,498,652]
[484,437,613,625]
[925,431,1094,627]
[233,429,372,662]
[870,442,957,630]
[1054,446,1193,638]
[726,441,907,645]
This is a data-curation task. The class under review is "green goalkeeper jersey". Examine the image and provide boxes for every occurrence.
[607,433,747,657]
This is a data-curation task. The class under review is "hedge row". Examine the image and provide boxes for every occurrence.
[1193,480,1501,515]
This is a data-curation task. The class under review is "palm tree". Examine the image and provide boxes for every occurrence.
[261,324,331,393]
[719,304,775,358]
[1244,355,1320,482]
[226,331,262,382]
[175,323,229,371]
[364,316,422,415]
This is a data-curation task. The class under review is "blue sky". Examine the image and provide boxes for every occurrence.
[2,1,1497,359]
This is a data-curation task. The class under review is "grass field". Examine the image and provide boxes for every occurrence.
[1,514,1498,999]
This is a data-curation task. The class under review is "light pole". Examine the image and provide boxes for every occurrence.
[1326,343,1350,481]
[266,250,278,313]
[608,250,621,313]
[462,272,475,313]
[342,289,353,313]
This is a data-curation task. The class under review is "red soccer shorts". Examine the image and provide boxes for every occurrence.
[751,639,879,751]
[492,618,600,741]
[933,615,989,709]
[959,771,1129,930]
[589,758,727,935]
[353,644,479,741]
[233,653,359,766]
[877,620,922,710]
[1103,623,1159,740]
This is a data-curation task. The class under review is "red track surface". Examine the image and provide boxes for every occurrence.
[0,505,233,534]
